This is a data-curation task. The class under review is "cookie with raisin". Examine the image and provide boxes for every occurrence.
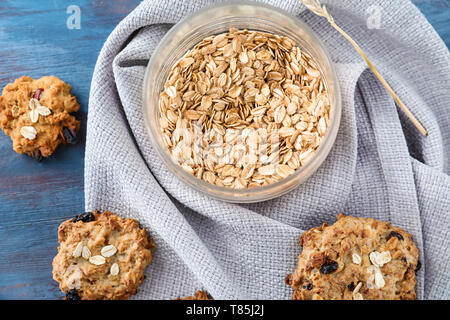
[52,211,155,300]
[0,76,80,160]
[285,214,419,300]
[174,291,213,300]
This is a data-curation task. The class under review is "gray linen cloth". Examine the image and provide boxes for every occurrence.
[85,0,450,299]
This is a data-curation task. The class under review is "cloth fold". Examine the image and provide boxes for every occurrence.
[85,0,450,299]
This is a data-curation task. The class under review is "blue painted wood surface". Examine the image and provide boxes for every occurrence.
[0,0,448,300]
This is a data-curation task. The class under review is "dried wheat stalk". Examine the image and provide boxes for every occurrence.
[300,0,427,136]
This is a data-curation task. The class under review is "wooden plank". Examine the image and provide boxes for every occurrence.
[0,0,140,300]
[0,0,448,299]
[414,0,450,48]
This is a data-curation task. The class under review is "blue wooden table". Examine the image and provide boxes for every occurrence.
[0,0,449,300]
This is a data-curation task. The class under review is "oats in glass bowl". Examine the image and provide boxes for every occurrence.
[158,28,330,189]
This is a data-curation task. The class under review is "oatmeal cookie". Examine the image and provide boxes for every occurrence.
[0,76,80,160]
[285,214,419,300]
[52,211,155,300]
[175,291,213,300]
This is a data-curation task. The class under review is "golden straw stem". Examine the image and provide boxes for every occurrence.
[299,0,427,136]
[330,22,427,136]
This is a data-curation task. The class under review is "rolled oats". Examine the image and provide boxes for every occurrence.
[89,255,106,266]
[101,244,117,258]
[72,242,83,258]
[369,250,392,267]
[20,126,37,140]
[159,29,330,188]
[374,251,391,267]
[110,263,120,276]
[352,282,364,300]
[81,246,91,260]
[352,253,362,265]
[374,270,386,289]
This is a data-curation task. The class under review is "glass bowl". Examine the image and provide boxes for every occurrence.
[142,1,341,203]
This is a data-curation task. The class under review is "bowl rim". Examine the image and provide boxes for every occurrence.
[142,0,341,203]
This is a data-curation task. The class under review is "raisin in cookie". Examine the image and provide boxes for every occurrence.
[0,76,80,160]
[175,291,213,300]
[52,211,155,300]
[285,214,419,300]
